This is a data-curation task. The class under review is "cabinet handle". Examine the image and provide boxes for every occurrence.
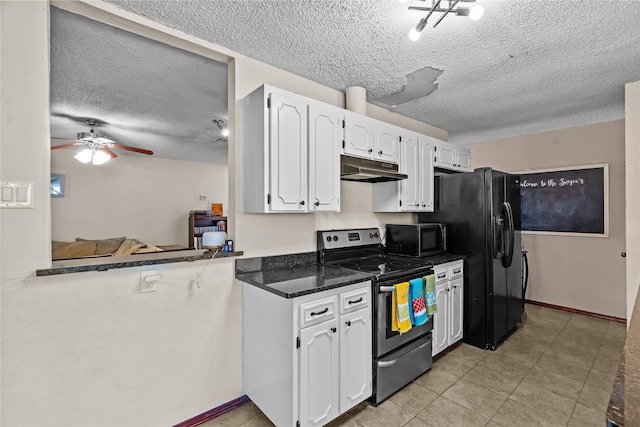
[348,298,363,305]
[331,327,337,333]
[310,308,328,316]
[378,150,383,155]
[346,321,351,327]
[368,148,373,153]
[299,200,305,206]
[314,201,320,207]
[447,288,450,292]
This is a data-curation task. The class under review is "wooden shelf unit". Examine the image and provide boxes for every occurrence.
[189,214,227,249]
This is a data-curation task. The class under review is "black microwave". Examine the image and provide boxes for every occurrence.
[385,223,447,257]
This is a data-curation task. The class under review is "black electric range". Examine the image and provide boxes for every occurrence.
[317,228,434,405]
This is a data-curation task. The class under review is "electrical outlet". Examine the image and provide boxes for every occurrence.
[199,195,207,200]
[140,270,159,293]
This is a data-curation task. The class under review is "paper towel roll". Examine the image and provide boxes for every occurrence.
[345,86,367,115]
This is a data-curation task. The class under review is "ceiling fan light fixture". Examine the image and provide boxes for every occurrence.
[74,147,111,165]
[92,150,111,165]
[74,148,93,164]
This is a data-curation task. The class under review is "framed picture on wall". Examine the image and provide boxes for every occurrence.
[517,164,609,237]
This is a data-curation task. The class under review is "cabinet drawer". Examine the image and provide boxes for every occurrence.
[339,287,370,314]
[300,296,337,328]
[449,263,463,279]
[434,269,449,283]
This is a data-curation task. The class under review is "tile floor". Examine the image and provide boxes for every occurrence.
[201,303,626,427]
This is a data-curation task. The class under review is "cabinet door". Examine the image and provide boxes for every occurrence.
[299,318,340,427]
[269,92,308,211]
[343,113,373,158]
[432,282,450,356]
[435,142,456,169]
[399,132,420,211]
[456,148,471,170]
[448,278,464,345]
[339,308,372,413]
[373,122,400,163]
[418,139,435,212]
[308,104,341,212]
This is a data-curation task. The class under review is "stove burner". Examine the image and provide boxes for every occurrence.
[334,255,428,276]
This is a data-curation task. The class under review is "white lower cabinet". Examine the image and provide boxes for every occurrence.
[243,281,372,427]
[299,317,340,426]
[432,261,464,356]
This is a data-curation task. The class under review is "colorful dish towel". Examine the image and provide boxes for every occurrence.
[424,274,438,316]
[409,278,428,326]
[391,282,412,334]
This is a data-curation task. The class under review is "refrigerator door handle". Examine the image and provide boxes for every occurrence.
[503,201,515,268]
[492,215,505,259]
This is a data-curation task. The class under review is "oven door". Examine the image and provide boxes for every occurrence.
[375,276,433,358]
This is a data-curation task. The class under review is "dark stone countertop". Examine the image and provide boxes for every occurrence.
[607,286,640,426]
[36,249,243,276]
[420,253,466,266]
[235,251,465,299]
[235,252,373,298]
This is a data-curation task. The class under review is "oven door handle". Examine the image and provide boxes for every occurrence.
[379,286,396,293]
[377,341,431,368]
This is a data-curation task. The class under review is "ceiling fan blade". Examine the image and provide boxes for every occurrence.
[98,147,118,158]
[51,137,82,141]
[107,143,154,155]
[51,142,84,150]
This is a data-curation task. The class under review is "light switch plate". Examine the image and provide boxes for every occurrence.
[0,182,34,208]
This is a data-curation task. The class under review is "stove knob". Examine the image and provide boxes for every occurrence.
[333,235,339,241]
[326,236,332,242]
[374,232,379,238]
[369,233,374,238]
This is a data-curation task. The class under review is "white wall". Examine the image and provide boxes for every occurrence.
[625,81,640,322]
[51,150,228,246]
[471,121,627,318]
[0,1,448,426]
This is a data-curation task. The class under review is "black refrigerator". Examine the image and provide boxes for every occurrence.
[418,167,523,350]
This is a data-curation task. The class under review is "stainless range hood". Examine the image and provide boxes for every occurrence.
[340,155,408,183]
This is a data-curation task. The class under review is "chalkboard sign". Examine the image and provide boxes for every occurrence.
[519,164,609,236]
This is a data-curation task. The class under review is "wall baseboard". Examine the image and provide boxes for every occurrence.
[526,299,627,323]
[173,395,252,427]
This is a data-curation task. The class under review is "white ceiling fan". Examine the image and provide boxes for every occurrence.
[51,120,154,164]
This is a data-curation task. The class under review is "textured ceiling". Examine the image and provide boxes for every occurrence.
[50,7,228,164]
[53,1,640,163]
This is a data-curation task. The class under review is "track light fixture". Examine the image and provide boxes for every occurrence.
[405,0,484,40]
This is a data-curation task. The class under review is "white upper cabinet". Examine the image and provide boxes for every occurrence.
[343,111,374,159]
[269,92,309,211]
[372,130,435,212]
[343,112,399,164]
[242,85,340,213]
[417,137,436,211]
[435,140,471,172]
[309,103,342,212]
[373,122,400,163]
